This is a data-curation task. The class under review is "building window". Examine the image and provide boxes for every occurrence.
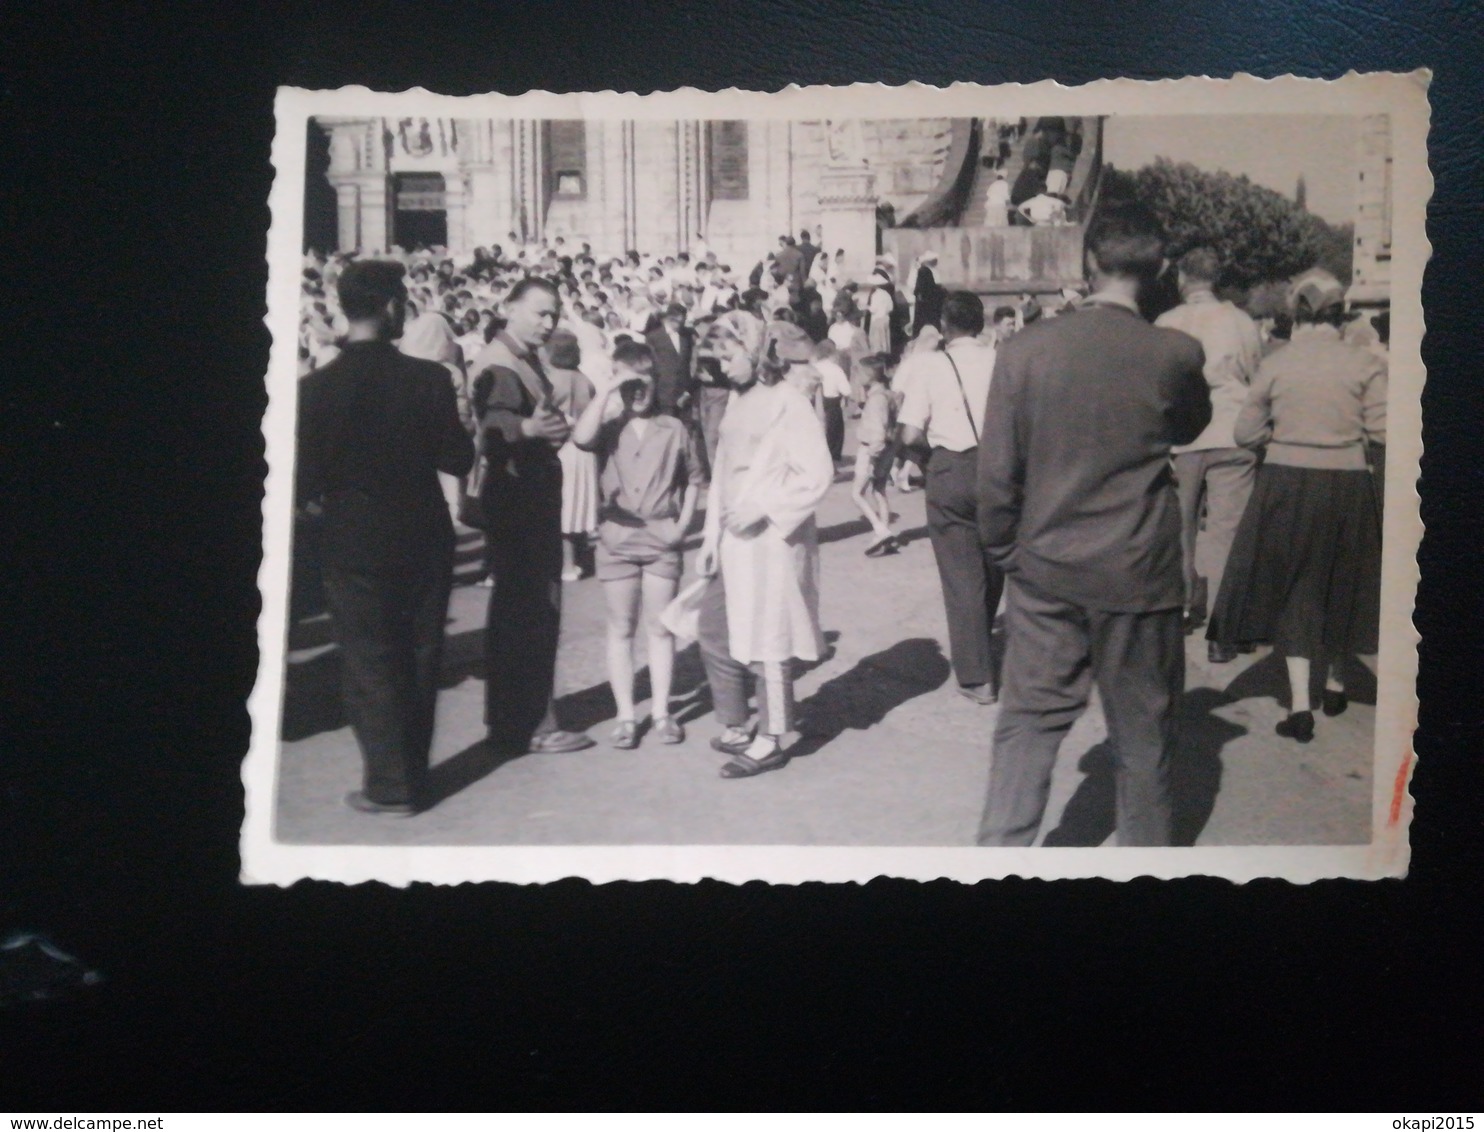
[707,120,749,201]
[545,120,587,199]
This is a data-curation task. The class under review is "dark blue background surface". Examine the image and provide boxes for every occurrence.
[1,0,1479,1108]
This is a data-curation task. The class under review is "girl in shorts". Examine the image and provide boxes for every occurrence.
[573,340,703,749]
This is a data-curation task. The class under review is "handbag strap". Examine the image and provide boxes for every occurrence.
[944,351,980,445]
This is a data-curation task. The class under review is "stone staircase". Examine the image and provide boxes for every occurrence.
[960,117,1039,228]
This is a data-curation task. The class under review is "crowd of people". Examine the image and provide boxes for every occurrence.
[294,199,1387,846]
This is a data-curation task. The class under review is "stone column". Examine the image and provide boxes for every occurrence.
[510,119,546,244]
[323,117,391,253]
[817,163,879,284]
[334,182,360,251]
[444,174,468,253]
[676,120,705,254]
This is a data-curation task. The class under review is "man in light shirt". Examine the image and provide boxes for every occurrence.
[814,339,853,463]
[1153,247,1264,662]
[899,291,1003,705]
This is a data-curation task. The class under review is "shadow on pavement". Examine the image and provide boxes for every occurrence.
[1220,649,1378,711]
[280,624,486,743]
[422,738,525,810]
[817,518,931,550]
[1041,685,1244,847]
[1222,650,1290,707]
[788,637,951,760]
[550,630,843,737]
[817,517,873,544]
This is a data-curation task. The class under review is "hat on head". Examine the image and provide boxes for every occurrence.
[871,267,892,286]
[1287,269,1346,314]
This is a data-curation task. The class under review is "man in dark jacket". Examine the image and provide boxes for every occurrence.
[296,260,475,815]
[469,277,596,755]
[645,302,696,415]
[975,202,1211,847]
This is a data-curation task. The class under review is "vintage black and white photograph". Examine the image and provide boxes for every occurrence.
[245,76,1427,884]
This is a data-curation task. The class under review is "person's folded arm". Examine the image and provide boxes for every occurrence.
[1233,362,1277,450]
[477,366,532,445]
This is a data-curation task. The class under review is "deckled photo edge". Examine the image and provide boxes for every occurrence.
[245,72,1430,886]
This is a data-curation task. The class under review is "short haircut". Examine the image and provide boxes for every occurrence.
[813,339,837,360]
[942,290,986,337]
[993,305,1018,322]
[1178,246,1221,285]
[612,339,656,376]
[1085,202,1167,280]
[664,302,687,319]
[337,260,406,320]
[506,276,561,306]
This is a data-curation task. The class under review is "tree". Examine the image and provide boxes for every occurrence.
[1101,159,1345,289]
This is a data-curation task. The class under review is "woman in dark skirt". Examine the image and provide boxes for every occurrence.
[1207,270,1388,742]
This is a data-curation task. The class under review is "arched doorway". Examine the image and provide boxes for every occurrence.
[392,172,447,251]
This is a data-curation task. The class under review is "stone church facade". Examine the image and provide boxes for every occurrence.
[314,116,960,281]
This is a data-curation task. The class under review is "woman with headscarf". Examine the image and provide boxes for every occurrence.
[540,327,600,582]
[696,322,834,778]
[1207,271,1387,743]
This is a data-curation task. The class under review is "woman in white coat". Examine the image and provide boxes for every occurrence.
[696,323,835,778]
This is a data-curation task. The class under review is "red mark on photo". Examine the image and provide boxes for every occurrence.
[1388,750,1414,826]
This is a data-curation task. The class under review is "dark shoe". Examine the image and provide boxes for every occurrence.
[864,535,899,558]
[528,729,596,754]
[1275,711,1315,743]
[344,790,417,817]
[1207,641,1239,664]
[1182,610,1207,636]
[957,683,997,706]
[1321,690,1349,717]
[710,726,755,757]
[719,747,791,779]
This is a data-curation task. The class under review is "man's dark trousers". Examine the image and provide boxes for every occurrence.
[926,446,1004,688]
[483,476,564,746]
[823,395,845,463]
[322,546,453,807]
[977,574,1184,846]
